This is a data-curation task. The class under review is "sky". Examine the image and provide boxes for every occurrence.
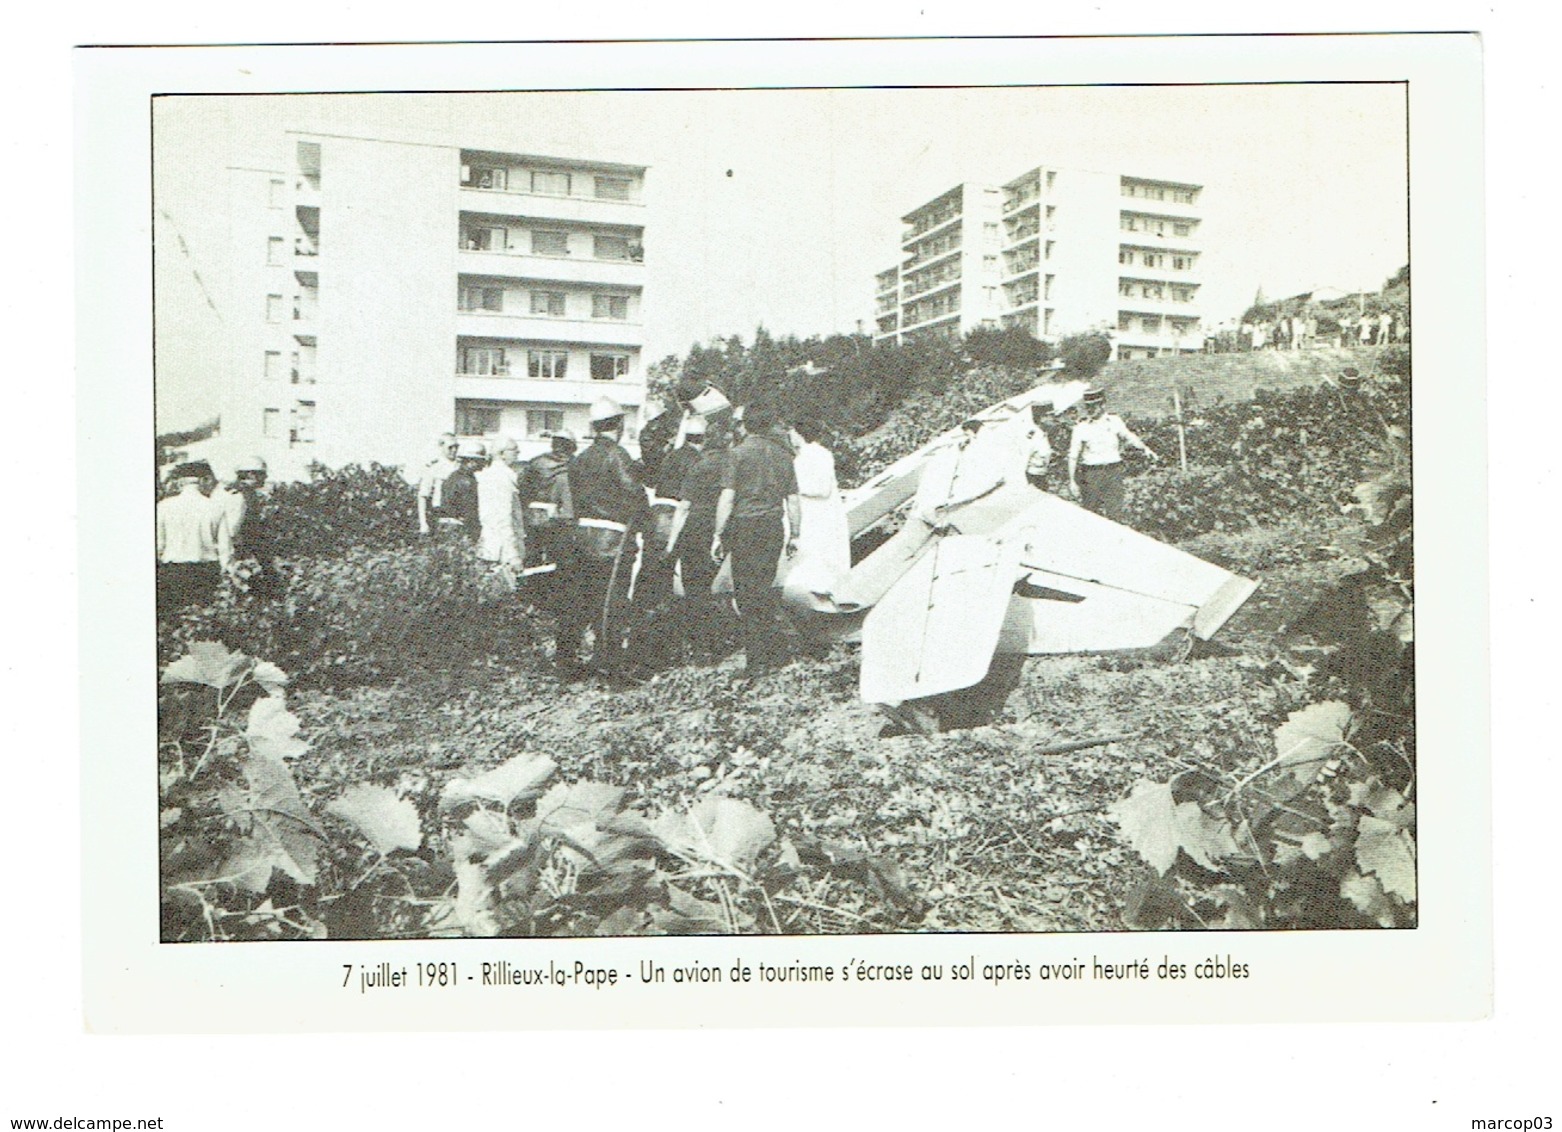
[153,83,1408,431]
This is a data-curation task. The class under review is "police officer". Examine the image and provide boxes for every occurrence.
[556,398,646,678]
[1067,387,1158,521]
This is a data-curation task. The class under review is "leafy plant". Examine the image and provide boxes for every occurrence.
[1108,404,1415,930]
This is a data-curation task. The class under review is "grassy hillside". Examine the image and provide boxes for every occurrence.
[1095,345,1391,420]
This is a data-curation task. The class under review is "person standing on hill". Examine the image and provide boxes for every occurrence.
[156,461,227,619]
[438,439,486,541]
[221,456,284,599]
[557,398,646,679]
[476,437,525,580]
[417,433,460,537]
[1068,387,1159,523]
[670,421,733,662]
[712,402,801,677]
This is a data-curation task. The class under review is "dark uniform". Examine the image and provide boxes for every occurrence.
[673,445,731,660]
[228,482,285,599]
[438,465,481,541]
[557,433,645,675]
[720,430,798,673]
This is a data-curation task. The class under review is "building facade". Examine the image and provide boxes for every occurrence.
[873,166,1205,361]
[216,132,648,480]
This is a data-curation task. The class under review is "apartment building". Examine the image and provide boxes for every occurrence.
[874,166,1204,361]
[214,132,648,480]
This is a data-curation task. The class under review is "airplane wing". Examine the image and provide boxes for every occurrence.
[994,494,1258,653]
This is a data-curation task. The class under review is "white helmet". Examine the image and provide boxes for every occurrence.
[589,396,625,427]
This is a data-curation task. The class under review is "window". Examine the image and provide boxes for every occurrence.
[459,347,509,376]
[1173,222,1191,237]
[590,353,630,382]
[1119,281,1135,297]
[266,294,284,322]
[456,403,502,435]
[593,234,631,260]
[263,408,282,438]
[468,166,508,190]
[268,179,286,207]
[1173,189,1196,204]
[531,170,572,195]
[1122,216,1138,232]
[267,237,285,265]
[264,351,282,380]
[1118,314,1134,331]
[595,176,631,201]
[1172,256,1190,271]
[1143,253,1164,268]
[1119,249,1135,265]
[459,286,503,312]
[530,291,566,317]
[532,230,569,256]
[528,350,569,380]
[1046,205,1056,220]
[1044,275,1054,300]
[592,294,629,320]
[464,226,508,252]
[526,409,566,436]
[1045,241,1055,260]
[290,402,316,446]
[984,222,1000,246]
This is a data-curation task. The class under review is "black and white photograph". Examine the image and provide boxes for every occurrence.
[149,77,1419,944]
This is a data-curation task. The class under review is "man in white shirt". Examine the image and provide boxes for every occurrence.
[156,461,227,619]
[476,436,525,579]
[1067,387,1158,522]
[417,433,460,536]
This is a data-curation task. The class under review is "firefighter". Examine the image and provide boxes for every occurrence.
[555,398,646,679]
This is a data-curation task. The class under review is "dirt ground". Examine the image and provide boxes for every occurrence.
[287,515,1363,934]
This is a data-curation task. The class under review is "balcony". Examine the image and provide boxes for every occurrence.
[1119,194,1201,220]
[1116,295,1200,318]
[1118,223,1200,250]
[902,211,960,247]
[453,374,644,405]
[455,310,644,347]
[1114,325,1203,350]
[1115,259,1200,284]
[458,186,644,226]
[456,247,643,287]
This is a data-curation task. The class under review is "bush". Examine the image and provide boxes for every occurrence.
[159,540,545,686]
[264,462,419,558]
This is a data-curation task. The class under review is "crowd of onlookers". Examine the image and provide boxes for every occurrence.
[1202,306,1409,354]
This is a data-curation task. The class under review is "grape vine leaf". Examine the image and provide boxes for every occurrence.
[1107,781,1181,874]
[1355,815,1416,903]
[328,784,422,856]
[649,796,776,875]
[462,809,516,857]
[1269,701,1351,800]
[161,641,250,689]
[446,836,499,937]
[251,660,289,698]
[440,753,557,811]
[1175,802,1240,872]
[1340,868,1396,927]
[247,697,309,762]
[1108,780,1236,875]
[217,751,322,890]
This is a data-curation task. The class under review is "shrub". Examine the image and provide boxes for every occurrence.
[264,462,420,558]
[159,540,544,686]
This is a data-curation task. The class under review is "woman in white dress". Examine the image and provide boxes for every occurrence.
[784,418,850,601]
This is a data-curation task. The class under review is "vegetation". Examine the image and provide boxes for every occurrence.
[158,343,1414,936]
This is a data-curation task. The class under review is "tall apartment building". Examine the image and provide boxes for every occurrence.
[215,131,648,480]
[873,166,1204,361]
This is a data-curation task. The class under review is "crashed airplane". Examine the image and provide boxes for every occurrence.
[774,379,1259,712]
